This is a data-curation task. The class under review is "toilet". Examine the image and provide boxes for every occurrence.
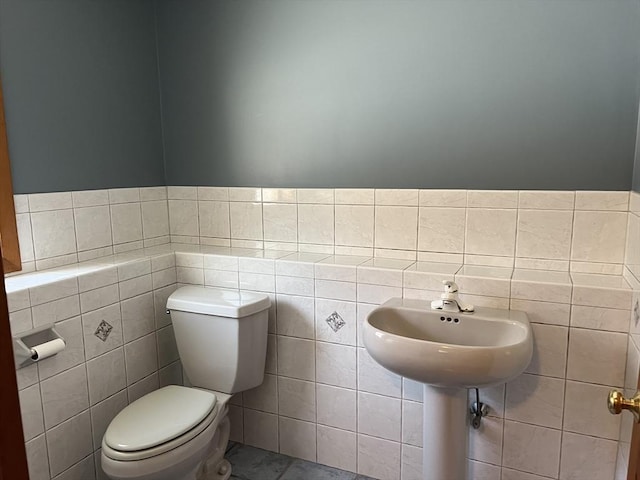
[101,286,270,480]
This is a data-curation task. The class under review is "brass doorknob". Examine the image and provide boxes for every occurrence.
[608,390,640,422]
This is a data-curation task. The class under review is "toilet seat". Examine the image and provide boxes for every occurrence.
[103,386,219,462]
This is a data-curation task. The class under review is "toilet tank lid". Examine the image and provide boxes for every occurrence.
[167,286,270,317]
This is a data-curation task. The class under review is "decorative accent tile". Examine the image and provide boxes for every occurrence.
[326,311,346,333]
[94,320,113,342]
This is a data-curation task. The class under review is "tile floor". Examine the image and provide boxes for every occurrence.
[226,443,377,480]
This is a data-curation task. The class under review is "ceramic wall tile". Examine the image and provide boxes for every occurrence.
[275,254,320,277]
[19,384,43,442]
[317,425,357,472]
[315,262,358,282]
[119,274,153,300]
[510,299,570,326]
[31,210,77,259]
[316,279,357,301]
[168,200,199,237]
[16,213,34,262]
[277,336,315,381]
[120,292,155,343]
[243,409,278,452]
[141,200,170,239]
[276,294,315,339]
[316,342,357,389]
[229,187,261,202]
[263,203,297,243]
[504,373,564,429]
[502,420,561,478]
[156,326,179,367]
[40,364,89,429]
[518,190,575,210]
[54,454,95,480]
[375,206,418,251]
[357,434,401,480]
[276,275,313,296]
[139,186,167,202]
[417,207,465,254]
[357,347,402,397]
[196,186,228,201]
[563,380,620,440]
[89,390,128,451]
[32,295,80,328]
[516,209,573,260]
[357,283,402,304]
[468,415,503,466]
[278,377,316,422]
[357,391,401,441]
[465,208,517,257]
[110,203,143,245]
[74,206,112,252]
[559,432,617,480]
[335,205,374,248]
[82,303,123,360]
[375,189,419,206]
[575,191,629,211]
[297,189,334,204]
[278,417,316,462]
[466,460,499,480]
[501,468,553,480]
[243,374,278,414]
[25,434,49,480]
[315,298,357,345]
[45,411,93,477]
[124,333,158,385]
[525,324,568,378]
[418,189,467,207]
[316,384,356,431]
[109,188,141,203]
[335,189,374,205]
[86,347,126,405]
[571,211,627,263]
[13,194,29,214]
[29,192,73,212]
[261,188,295,203]
[401,400,423,447]
[570,305,629,332]
[79,284,119,314]
[467,190,518,208]
[566,328,627,386]
[298,204,334,245]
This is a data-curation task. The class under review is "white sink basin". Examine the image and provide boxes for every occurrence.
[363,298,533,388]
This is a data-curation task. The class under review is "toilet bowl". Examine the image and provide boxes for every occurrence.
[101,287,270,480]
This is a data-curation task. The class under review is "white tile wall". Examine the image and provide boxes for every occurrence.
[13,187,169,273]
[8,249,179,480]
[8,187,640,480]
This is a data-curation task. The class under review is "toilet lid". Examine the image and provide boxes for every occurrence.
[104,386,217,452]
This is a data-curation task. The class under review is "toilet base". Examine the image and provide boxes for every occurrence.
[102,409,231,480]
[196,416,232,480]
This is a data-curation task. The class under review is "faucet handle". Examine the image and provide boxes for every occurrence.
[442,280,459,293]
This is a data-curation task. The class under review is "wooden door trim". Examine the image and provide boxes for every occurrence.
[0,251,29,479]
[0,75,21,273]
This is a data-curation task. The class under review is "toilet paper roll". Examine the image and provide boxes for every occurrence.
[30,338,66,361]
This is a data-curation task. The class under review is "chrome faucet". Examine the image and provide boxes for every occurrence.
[431,280,474,313]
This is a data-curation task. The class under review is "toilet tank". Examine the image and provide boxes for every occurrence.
[166,286,270,394]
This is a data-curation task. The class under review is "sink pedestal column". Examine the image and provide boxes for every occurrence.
[422,385,468,480]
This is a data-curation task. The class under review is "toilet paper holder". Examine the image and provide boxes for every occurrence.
[13,324,66,368]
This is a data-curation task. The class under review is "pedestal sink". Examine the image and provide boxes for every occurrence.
[362,298,533,480]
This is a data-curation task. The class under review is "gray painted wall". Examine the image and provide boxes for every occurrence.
[0,0,165,194]
[158,0,640,190]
